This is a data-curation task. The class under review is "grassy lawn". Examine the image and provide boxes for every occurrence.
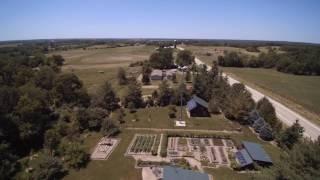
[64,131,143,180]
[53,45,155,68]
[223,67,320,124]
[57,45,154,95]
[205,167,253,180]
[121,107,240,131]
[183,45,260,65]
[64,126,282,180]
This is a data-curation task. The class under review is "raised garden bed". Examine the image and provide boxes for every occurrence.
[128,134,157,154]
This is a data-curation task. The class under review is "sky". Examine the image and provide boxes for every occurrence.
[1,0,320,43]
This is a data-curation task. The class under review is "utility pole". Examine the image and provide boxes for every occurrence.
[180,70,184,121]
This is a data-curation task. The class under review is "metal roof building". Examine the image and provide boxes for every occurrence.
[186,95,209,111]
[150,69,163,80]
[236,141,272,168]
[242,141,272,163]
[186,95,210,117]
[235,149,254,167]
[163,166,210,180]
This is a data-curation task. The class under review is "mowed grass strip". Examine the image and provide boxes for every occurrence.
[122,107,240,131]
[223,67,320,124]
[65,129,282,180]
[64,131,142,180]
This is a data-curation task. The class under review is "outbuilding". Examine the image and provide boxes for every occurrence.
[150,69,163,80]
[236,141,273,168]
[186,95,210,117]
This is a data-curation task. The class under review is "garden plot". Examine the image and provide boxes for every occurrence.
[127,134,158,155]
[91,137,120,160]
[167,137,235,167]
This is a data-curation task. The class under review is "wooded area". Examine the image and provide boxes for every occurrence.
[218,46,320,75]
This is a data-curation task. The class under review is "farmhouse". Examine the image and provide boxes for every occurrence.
[186,95,210,117]
[236,141,272,168]
[164,69,177,80]
[150,69,177,80]
[150,69,163,80]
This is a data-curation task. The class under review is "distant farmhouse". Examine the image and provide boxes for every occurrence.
[150,69,163,80]
[235,141,273,168]
[186,95,210,117]
[150,69,177,81]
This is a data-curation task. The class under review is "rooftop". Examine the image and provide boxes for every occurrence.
[151,69,163,76]
[163,166,210,180]
[186,95,209,111]
[242,141,272,163]
[236,149,254,167]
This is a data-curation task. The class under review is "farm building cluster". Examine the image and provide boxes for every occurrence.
[150,69,177,81]
[91,133,273,180]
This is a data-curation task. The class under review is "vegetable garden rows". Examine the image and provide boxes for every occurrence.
[129,134,157,154]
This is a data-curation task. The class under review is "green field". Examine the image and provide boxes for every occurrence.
[183,45,284,65]
[205,167,252,180]
[59,45,285,180]
[55,45,154,94]
[223,67,320,123]
[64,131,143,180]
[183,45,260,65]
[54,45,155,68]
[64,127,283,180]
[122,107,241,131]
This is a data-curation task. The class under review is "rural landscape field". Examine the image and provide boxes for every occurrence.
[1,1,320,180]
[184,45,320,124]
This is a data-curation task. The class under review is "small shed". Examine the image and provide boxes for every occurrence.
[150,69,163,80]
[186,95,210,117]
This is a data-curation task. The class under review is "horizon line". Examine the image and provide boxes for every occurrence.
[0,37,319,46]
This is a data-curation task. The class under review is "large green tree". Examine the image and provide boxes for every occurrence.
[223,83,255,123]
[149,48,174,69]
[176,50,194,66]
[122,80,144,108]
[32,154,65,180]
[53,73,90,107]
[93,82,119,111]
[117,67,128,85]
[158,80,173,106]
[257,97,282,132]
[277,120,304,149]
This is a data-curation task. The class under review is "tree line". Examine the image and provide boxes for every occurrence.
[218,46,320,75]
[0,46,120,180]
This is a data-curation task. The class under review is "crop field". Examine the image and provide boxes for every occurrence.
[223,67,320,124]
[128,134,157,154]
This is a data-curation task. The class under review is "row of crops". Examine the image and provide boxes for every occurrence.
[130,135,156,153]
[151,135,161,155]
